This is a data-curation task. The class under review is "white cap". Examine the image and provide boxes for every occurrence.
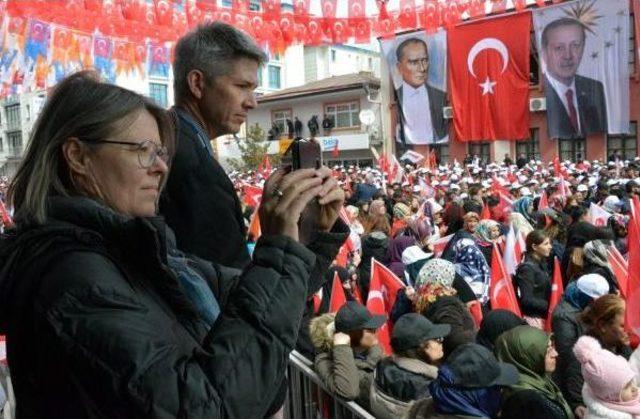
[577,184,589,192]
[520,187,532,196]
[412,185,421,193]
[576,274,610,298]
[402,246,432,266]
[460,193,469,199]
[430,201,443,214]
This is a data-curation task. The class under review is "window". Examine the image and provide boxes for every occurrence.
[221,0,232,7]
[530,32,540,85]
[607,122,638,160]
[0,136,3,152]
[25,104,30,121]
[257,68,263,87]
[331,49,337,63]
[468,142,490,165]
[559,138,586,161]
[271,109,291,137]
[149,83,168,108]
[268,65,281,89]
[5,104,20,130]
[516,129,541,161]
[630,14,636,74]
[431,144,449,164]
[368,57,373,70]
[324,101,360,129]
[7,131,22,155]
[249,1,260,11]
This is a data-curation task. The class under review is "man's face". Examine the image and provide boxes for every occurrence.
[397,42,429,88]
[543,24,585,85]
[201,57,259,137]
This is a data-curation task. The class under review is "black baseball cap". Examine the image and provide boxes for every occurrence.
[335,301,386,333]
[445,343,519,388]
[391,314,451,352]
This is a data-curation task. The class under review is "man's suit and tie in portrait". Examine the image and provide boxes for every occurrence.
[395,37,448,145]
[541,18,607,139]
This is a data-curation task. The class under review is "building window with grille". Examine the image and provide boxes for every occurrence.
[324,101,360,129]
[149,83,168,108]
[468,142,490,165]
[630,14,636,74]
[268,65,281,89]
[607,121,637,160]
[7,131,22,155]
[5,104,20,131]
[559,138,587,161]
[271,109,291,136]
[516,129,541,161]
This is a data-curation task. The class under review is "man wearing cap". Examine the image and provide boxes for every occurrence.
[370,314,450,418]
[550,273,610,413]
[407,343,519,418]
[312,302,385,409]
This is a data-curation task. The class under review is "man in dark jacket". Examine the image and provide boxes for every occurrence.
[160,23,266,269]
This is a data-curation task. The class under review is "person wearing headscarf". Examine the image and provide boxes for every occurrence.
[386,236,417,279]
[473,219,500,266]
[476,309,527,352]
[402,246,433,286]
[407,343,519,419]
[514,196,536,225]
[509,212,534,237]
[416,258,477,304]
[453,239,491,305]
[582,240,618,293]
[391,202,412,237]
[495,326,575,418]
[551,274,610,412]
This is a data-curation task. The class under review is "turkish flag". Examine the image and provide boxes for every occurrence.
[368,259,404,354]
[397,0,417,29]
[329,271,348,313]
[545,257,564,332]
[607,247,628,298]
[448,12,530,141]
[538,190,549,210]
[626,199,640,345]
[321,0,337,18]
[490,243,522,316]
[480,204,491,220]
[243,184,263,208]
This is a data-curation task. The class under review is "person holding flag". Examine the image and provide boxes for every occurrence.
[311,301,385,411]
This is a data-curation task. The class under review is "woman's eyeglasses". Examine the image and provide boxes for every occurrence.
[81,139,169,169]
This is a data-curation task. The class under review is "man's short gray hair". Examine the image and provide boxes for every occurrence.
[173,22,267,101]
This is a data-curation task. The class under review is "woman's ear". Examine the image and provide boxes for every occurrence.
[62,137,91,176]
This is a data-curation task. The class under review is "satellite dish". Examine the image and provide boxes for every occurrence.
[359,109,375,126]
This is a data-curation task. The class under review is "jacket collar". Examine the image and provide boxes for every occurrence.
[392,356,439,379]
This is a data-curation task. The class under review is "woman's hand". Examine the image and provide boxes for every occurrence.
[259,168,324,242]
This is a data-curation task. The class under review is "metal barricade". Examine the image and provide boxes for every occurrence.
[284,350,376,419]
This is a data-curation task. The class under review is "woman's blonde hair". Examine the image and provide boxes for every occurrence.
[8,71,174,226]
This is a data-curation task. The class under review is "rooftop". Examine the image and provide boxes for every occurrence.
[257,71,380,103]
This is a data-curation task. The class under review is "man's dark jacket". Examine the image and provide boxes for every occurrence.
[0,196,346,418]
[544,74,607,139]
[160,108,250,269]
[395,84,448,145]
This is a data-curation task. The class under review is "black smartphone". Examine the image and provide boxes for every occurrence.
[283,139,322,170]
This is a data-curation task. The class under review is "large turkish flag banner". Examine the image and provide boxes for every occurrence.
[448,13,530,141]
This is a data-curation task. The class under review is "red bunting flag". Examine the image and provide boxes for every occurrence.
[545,257,564,332]
[397,0,417,29]
[490,243,522,316]
[329,271,348,313]
[448,12,530,141]
[368,259,405,354]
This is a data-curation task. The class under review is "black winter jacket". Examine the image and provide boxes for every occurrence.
[514,254,551,318]
[373,357,437,403]
[551,300,585,410]
[0,197,346,418]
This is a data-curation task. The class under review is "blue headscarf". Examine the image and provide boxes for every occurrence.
[454,239,491,303]
[563,281,594,310]
[513,196,535,225]
[429,366,502,418]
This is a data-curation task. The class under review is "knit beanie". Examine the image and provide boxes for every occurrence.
[573,336,636,402]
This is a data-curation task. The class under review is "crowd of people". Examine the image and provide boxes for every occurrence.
[230,155,640,418]
[0,18,638,419]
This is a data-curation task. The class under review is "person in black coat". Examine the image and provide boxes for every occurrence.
[358,231,389,299]
[160,23,268,270]
[0,72,348,418]
[514,230,553,325]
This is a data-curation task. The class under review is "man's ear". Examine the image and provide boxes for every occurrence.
[62,137,92,176]
[186,69,207,100]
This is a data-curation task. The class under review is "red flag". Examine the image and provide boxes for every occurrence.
[538,191,549,211]
[243,184,263,207]
[468,300,484,328]
[397,0,417,29]
[368,259,405,355]
[329,271,348,313]
[0,335,5,366]
[607,248,628,298]
[332,140,340,158]
[490,243,522,316]
[626,199,640,343]
[258,154,271,178]
[248,207,261,240]
[480,203,491,220]
[430,234,453,257]
[545,257,564,332]
[448,12,530,141]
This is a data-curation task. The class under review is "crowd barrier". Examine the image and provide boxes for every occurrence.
[284,350,376,419]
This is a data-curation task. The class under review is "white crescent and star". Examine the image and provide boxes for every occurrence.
[467,37,509,95]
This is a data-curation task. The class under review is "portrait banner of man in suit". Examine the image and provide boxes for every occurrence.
[533,0,630,140]
[380,30,449,147]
